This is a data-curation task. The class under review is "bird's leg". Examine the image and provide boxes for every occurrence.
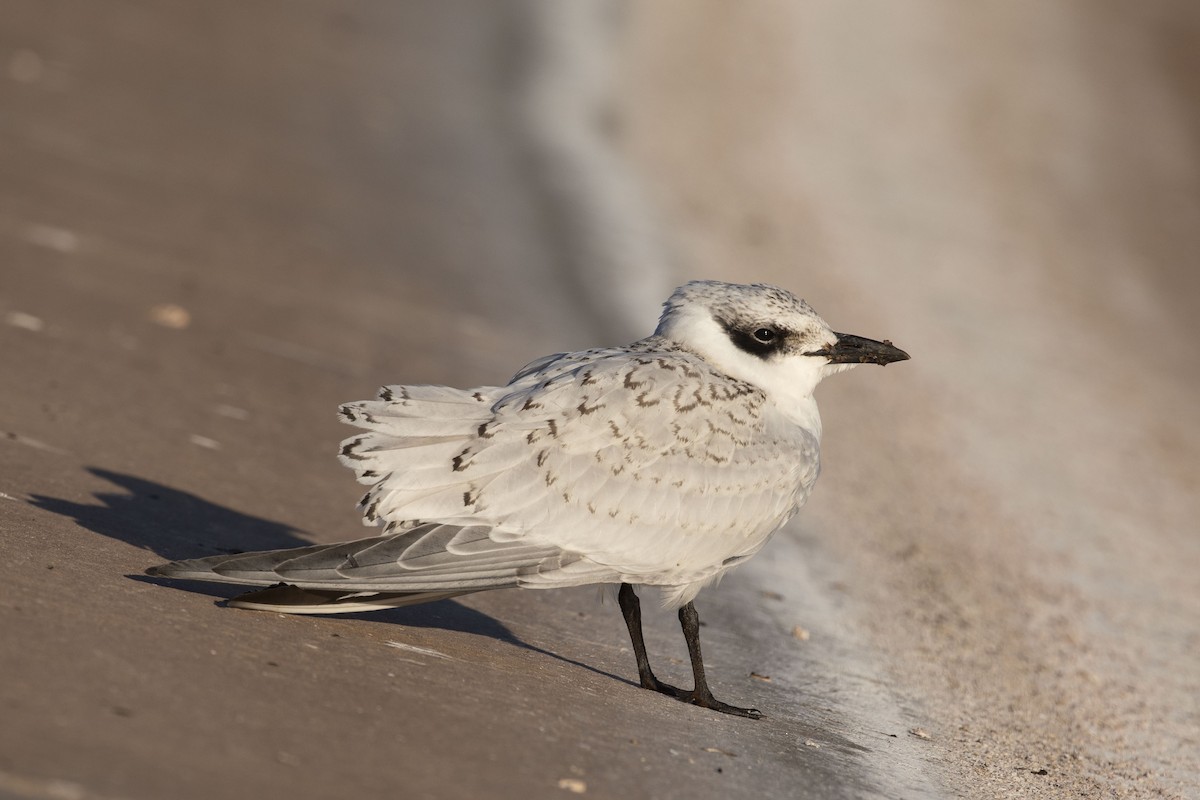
[617,585,759,717]
[677,601,762,719]
[617,583,688,699]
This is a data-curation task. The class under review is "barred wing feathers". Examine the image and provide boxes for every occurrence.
[148,523,606,593]
[336,347,819,599]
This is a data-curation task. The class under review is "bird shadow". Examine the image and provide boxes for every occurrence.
[29,467,630,686]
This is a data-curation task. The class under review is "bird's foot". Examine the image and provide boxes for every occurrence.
[639,674,691,700]
[686,690,762,719]
[642,676,762,719]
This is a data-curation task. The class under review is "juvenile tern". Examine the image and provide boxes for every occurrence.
[149,280,909,718]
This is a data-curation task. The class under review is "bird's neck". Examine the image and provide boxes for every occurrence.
[773,391,823,440]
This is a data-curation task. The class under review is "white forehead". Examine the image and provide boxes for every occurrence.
[655,280,824,331]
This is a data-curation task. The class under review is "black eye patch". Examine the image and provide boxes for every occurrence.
[726,325,785,358]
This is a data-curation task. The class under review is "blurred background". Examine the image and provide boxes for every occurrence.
[1,2,1197,798]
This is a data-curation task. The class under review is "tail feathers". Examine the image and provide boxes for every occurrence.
[376,384,497,406]
[337,384,498,432]
[226,584,469,615]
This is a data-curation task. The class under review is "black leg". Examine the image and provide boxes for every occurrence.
[617,584,761,718]
[677,601,761,719]
[617,583,687,698]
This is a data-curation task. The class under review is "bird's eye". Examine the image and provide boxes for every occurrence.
[753,328,776,343]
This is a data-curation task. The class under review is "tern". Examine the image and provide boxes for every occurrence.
[149,280,908,718]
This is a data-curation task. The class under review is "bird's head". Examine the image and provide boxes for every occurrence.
[654,280,909,403]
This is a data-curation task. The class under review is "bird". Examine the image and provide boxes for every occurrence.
[148,280,908,718]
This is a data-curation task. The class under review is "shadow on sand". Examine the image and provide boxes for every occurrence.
[30,467,630,685]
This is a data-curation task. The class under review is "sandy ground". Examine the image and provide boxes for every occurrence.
[1,2,1198,799]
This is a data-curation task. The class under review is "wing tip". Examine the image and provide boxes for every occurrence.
[144,562,176,578]
[225,585,466,614]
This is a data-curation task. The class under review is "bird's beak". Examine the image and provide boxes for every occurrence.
[809,332,910,365]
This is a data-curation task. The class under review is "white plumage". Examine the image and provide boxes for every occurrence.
[150,280,908,717]
[338,346,817,606]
